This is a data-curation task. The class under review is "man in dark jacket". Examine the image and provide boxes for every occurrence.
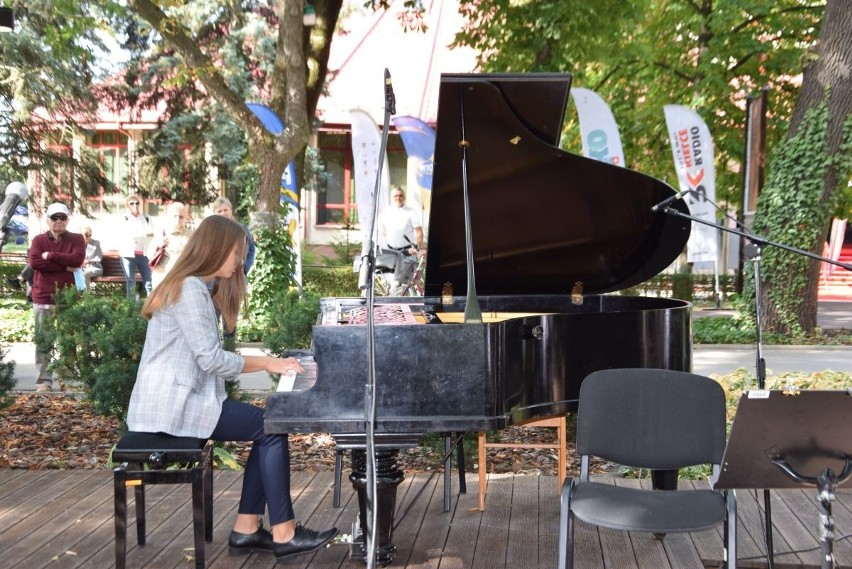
[28,202,85,392]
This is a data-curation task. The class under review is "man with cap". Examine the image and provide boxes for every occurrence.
[28,202,85,392]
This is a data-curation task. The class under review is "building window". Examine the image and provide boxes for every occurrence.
[87,130,130,213]
[315,130,407,227]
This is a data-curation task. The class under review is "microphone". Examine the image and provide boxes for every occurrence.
[651,189,691,213]
[384,68,396,115]
[0,181,27,231]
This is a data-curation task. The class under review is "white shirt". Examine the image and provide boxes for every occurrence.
[379,205,422,249]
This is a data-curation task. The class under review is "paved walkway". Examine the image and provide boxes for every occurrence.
[6,301,852,392]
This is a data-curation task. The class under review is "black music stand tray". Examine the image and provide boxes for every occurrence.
[714,389,852,569]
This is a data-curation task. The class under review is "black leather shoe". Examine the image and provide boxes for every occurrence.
[272,524,339,560]
[228,523,274,556]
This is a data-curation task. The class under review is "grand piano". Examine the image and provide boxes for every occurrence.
[265,73,692,565]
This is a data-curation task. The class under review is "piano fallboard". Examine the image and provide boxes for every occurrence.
[263,294,691,435]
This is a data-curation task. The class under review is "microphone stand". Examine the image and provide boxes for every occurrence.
[355,68,395,569]
[657,203,852,569]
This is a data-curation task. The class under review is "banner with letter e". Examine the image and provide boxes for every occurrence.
[570,87,625,166]
[663,105,718,264]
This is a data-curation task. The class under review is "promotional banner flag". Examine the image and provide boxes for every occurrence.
[247,102,302,286]
[663,104,718,264]
[350,108,390,244]
[391,115,434,235]
[280,160,302,286]
[570,88,625,166]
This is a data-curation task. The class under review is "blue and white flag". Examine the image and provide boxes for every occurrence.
[391,115,434,236]
[570,88,625,166]
[350,108,390,245]
[664,105,718,264]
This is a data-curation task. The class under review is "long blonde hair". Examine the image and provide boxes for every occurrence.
[142,215,247,330]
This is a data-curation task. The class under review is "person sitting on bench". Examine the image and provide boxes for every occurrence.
[126,215,338,561]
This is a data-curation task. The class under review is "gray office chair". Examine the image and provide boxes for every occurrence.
[558,368,736,569]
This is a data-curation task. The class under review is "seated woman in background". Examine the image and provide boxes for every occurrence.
[126,215,338,561]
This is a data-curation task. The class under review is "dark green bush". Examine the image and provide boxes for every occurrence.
[263,289,321,354]
[302,266,359,297]
[42,288,146,420]
[692,315,755,344]
[0,346,16,409]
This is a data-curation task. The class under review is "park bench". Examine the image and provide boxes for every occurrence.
[92,251,141,285]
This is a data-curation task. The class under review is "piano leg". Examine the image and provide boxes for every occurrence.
[348,448,405,566]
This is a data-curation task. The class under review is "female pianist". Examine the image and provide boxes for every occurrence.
[126,214,337,561]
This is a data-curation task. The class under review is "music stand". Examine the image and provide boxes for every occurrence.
[714,389,852,569]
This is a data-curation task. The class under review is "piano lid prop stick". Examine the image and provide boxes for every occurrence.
[458,89,482,323]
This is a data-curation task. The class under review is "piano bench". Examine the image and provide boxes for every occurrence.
[478,415,567,511]
[112,432,214,569]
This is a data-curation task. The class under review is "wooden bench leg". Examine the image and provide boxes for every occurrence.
[114,467,128,569]
[191,467,205,568]
[204,461,213,542]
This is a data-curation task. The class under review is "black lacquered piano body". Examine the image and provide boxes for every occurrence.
[264,294,691,435]
[264,72,693,564]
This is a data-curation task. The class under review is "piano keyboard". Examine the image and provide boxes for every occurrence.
[276,357,317,392]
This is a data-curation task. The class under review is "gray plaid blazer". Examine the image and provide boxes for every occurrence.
[127,276,243,438]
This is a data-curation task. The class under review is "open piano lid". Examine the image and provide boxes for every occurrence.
[424,73,690,297]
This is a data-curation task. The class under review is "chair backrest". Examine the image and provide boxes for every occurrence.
[576,368,726,470]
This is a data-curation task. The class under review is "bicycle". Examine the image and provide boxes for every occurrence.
[374,247,425,297]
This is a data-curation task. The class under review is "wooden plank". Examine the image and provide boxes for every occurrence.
[388,471,443,568]
[2,470,113,566]
[173,470,319,569]
[775,487,852,568]
[538,476,561,569]
[471,472,513,568]
[439,473,484,569]
[572,519,606,569]
[766,487,822,567]
[0,470,100,538]
[11,470,852,568]
[505,474,539,567]
[0,468,49,501]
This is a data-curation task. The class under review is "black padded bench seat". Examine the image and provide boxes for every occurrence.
[113,431,214,569]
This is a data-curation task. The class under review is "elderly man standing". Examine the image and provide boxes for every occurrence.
[28,202,85,392]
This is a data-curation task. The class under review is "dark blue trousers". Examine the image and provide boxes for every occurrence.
[210,399,294,524]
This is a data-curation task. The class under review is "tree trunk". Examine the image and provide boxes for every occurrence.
[759,0,852,335]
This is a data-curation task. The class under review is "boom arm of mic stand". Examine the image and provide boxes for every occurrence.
[660,206,852,271]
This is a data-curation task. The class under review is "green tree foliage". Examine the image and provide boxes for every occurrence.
[0,1,126,207]
[745,0,852,334]
[121,0,346,225]
[454,0,823,205]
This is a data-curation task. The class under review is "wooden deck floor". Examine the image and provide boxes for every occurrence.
[2,469,852,568]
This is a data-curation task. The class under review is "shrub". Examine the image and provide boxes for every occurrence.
[0,346,15,409]
[302,266,359,297]
[42,288,147,420]
[0,300,33,342]
[263,289,322,355]
[248,225,297,331]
